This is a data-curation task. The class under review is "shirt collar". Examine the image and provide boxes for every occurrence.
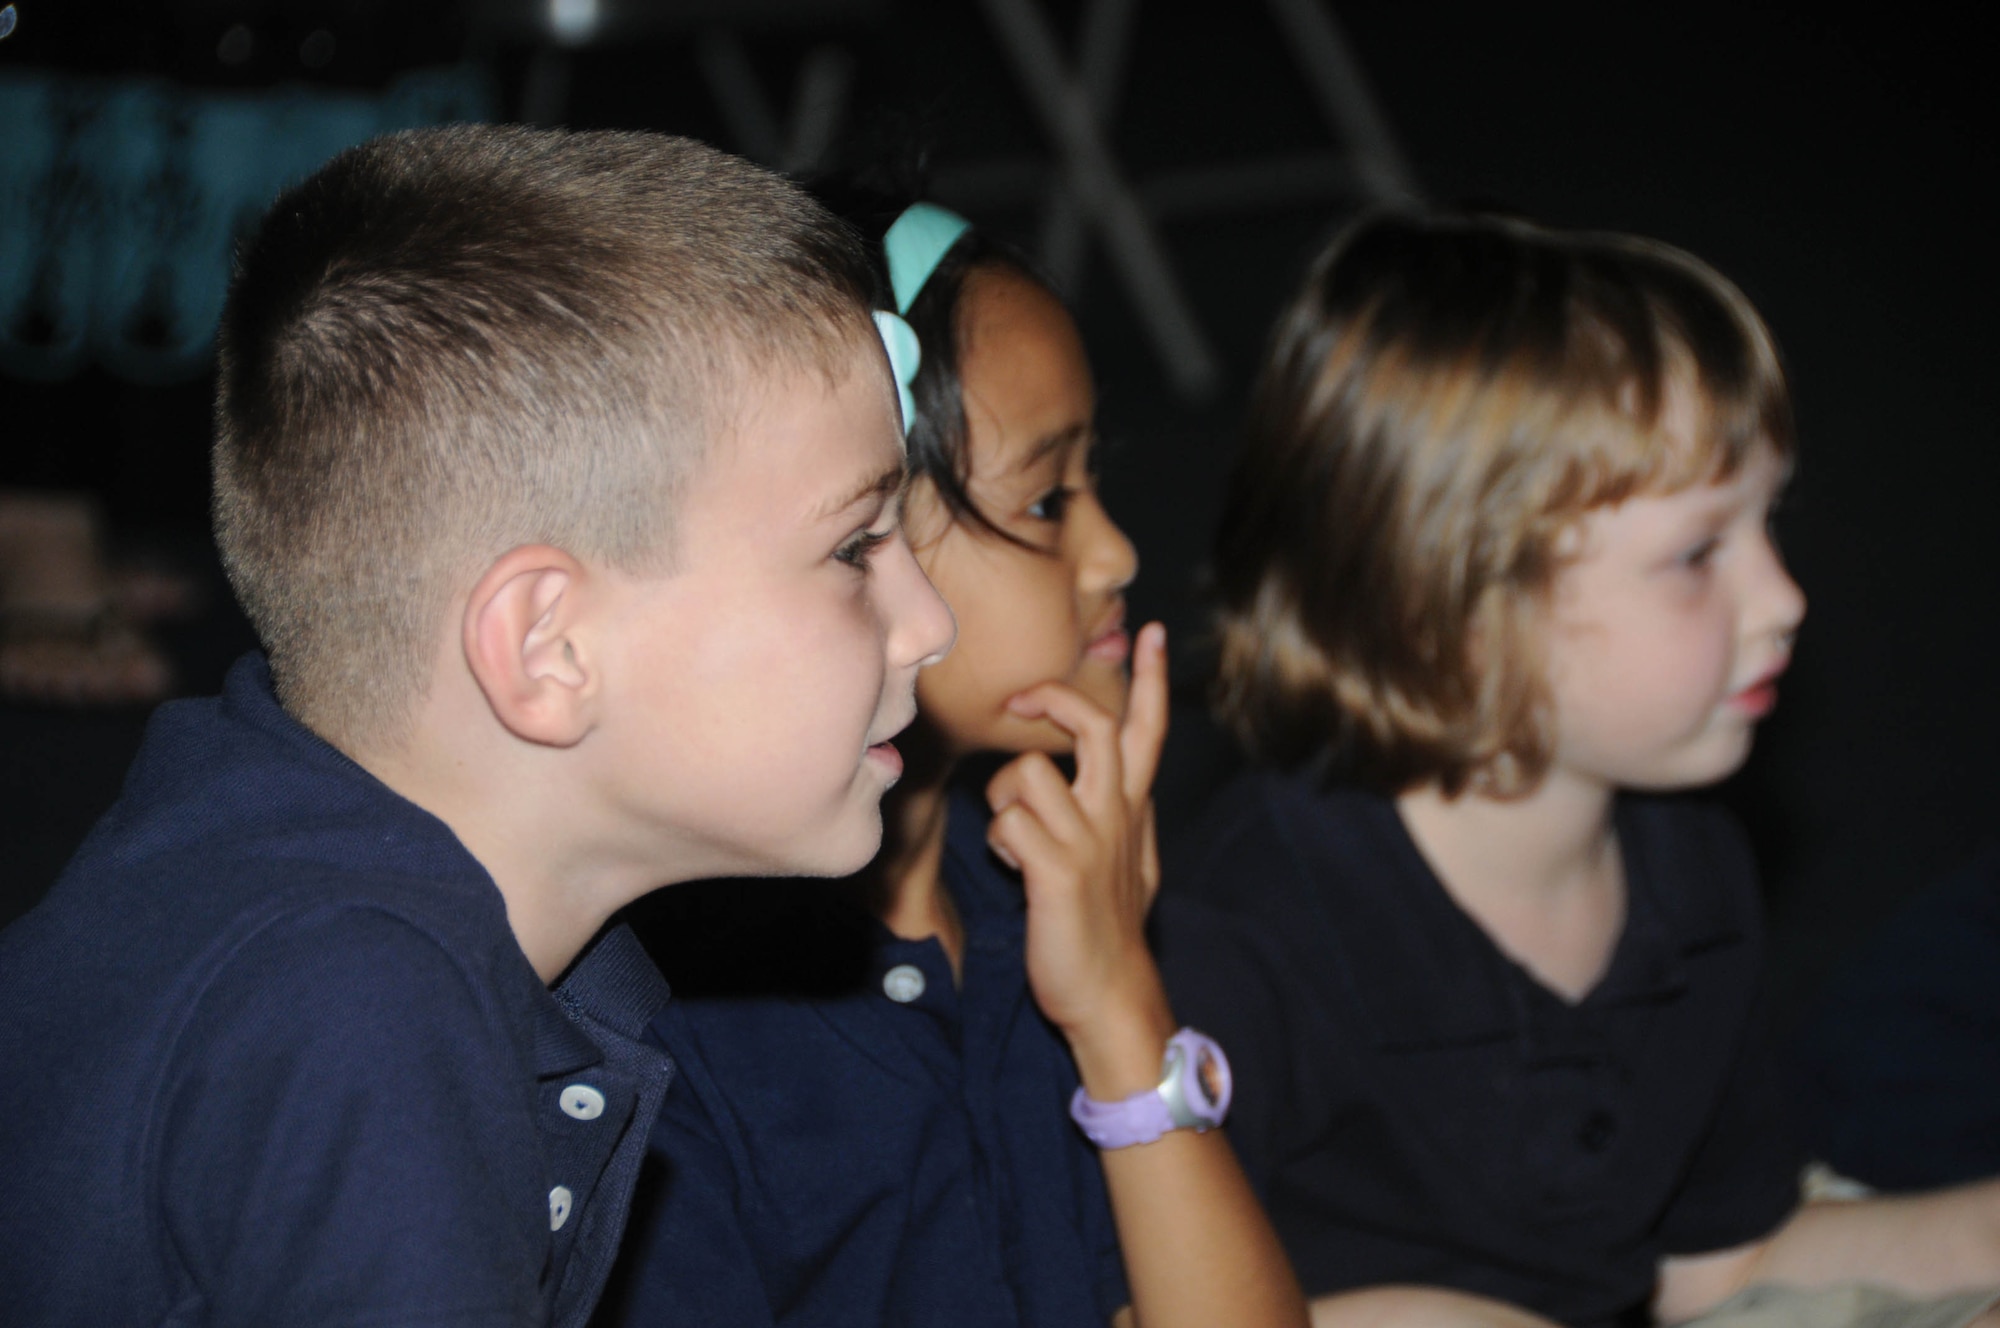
[556,922,672,1041]
[1261,775,1745,1051]
[209,654,672,1078]
[533,924,670,1077]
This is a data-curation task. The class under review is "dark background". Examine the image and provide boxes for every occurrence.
[3,1,1994,1031]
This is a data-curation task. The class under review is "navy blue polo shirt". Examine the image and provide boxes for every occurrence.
[597,788,1130,1328]
[0,654,674,1328]
[1153,771,1801,1328]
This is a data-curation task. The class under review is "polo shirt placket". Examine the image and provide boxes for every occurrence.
[1156,772,1803,1328]
[542,926,675,1327]
[600,788,1129,1328]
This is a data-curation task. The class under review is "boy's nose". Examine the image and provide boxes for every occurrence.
[893,543,956,668]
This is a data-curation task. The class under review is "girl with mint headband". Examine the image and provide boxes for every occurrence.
[600,194,1314,1328]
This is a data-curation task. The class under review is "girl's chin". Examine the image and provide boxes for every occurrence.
[1073,660,1132,715]
[1034,652,1130,692]
[935,665,1133,758]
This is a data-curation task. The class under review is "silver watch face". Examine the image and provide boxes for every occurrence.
[1158,1032,1231,1130]
[1192,1043,1226,1111]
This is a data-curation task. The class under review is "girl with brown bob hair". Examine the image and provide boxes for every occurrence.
[1212,211,1790,795]
[1157,212,2000,1328]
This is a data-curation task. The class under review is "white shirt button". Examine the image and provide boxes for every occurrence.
[559,1084,606,1121]
[882,963,926,1003]
[549,1185,573,1231]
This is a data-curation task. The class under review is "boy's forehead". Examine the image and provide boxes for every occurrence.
[688,343,905,526]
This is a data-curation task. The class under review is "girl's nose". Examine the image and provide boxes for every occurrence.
[1075,491,1138,595]
[1752,533,1806,646]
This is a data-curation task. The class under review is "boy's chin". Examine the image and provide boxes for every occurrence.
[799,819,887,880]
[724,808,885,883]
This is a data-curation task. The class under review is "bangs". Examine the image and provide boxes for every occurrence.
[1212,210,1795,793]
[1552,232,1794,511]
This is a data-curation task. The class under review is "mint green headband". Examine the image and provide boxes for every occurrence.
[882,202,972,314]
[873,202,971,438]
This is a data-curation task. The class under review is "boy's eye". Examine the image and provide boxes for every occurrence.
[1027,486,1075,523]
[835,526,894,569]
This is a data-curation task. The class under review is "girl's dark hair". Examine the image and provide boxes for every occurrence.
[811,177,1061,546]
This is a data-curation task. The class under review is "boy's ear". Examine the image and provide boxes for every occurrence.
[462,545,597,747]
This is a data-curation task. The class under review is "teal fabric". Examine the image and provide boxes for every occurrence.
[872,309,921,437]
[882,201,971,314]
[0,67,492,384]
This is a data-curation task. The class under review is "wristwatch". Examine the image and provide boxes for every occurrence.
[1068,1027,1232,1149]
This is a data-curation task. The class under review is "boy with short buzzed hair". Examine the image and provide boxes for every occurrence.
[0,124,955,1328]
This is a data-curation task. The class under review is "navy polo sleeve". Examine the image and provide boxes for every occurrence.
[155,904,547,1328]
[1152,895,1299,1198]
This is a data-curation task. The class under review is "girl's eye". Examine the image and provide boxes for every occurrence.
[1027,486,1075,523]
[1680,536,1721,570]
[835,527,894,570]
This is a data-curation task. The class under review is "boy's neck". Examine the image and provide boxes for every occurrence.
[865,745,966,978]
[350,688,671,985]
[1394,768,1626,1002]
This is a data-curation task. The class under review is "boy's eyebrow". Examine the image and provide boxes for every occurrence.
[811,463,905,522]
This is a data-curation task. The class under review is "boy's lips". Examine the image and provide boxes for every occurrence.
[863,703,919,784]
[864,739,904,785]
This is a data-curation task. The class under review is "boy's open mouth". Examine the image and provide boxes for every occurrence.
[864,739,903,785]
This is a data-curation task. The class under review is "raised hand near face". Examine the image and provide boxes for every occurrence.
[985,621,1174,1083]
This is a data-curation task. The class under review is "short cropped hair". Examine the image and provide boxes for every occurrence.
[1212,211,1792,796]
[215,125,876,749]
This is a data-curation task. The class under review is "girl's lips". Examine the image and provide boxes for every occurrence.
[1084,626,1130,664]
[1084,603,1130,663]
[1730,681,1777,718]
[1729,665,1787,719]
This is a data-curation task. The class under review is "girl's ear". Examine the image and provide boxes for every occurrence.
[461,545,598,747]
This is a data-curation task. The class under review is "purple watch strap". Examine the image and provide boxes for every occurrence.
[1069,1081,1179,1149]
[1067,1028,1231,1149]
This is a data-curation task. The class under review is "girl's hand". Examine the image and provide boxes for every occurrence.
[985,622,1176,1097]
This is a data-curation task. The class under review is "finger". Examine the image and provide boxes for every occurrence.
[1004,680,1122,810]
[1138,799,1161,906]
[986,798,1069,886]
[985,751,1092,848]
[1119,622,1170,806]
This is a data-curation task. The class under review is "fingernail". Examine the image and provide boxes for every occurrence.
[1005,693,1036,715]
[988,839,1021,870]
